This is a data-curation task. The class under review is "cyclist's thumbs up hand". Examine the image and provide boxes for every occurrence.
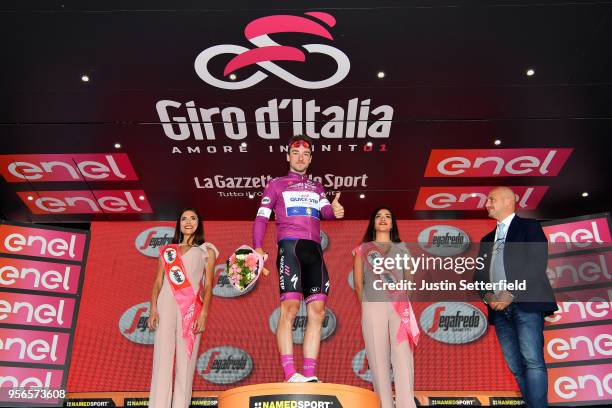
[331,192,344,219]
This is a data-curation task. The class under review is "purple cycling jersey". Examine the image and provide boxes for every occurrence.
[253,171,335,248]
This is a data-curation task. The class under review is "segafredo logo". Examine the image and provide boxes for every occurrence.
[135,226,174,257]
[352,348,372,382]
[320,230,329,251]
[366,249,383,267]
[418,225,470,256]
[213,264,256,297]
[163,247,178,263]
[419,302,487,344]
[169,266,185,285]
[195,12,350,90]
[352,348,393,383]
[119,302,155,345]
[269,304,337,344]
[197,346,253,384]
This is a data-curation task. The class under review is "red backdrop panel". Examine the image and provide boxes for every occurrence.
[67,219,516,392]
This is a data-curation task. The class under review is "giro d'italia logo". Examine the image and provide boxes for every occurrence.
[194,12,350,90]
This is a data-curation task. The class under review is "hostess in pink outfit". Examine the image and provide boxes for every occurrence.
[149,242,218,408]
[355,242,419,408]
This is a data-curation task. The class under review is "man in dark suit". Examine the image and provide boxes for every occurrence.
[474,187,557,408]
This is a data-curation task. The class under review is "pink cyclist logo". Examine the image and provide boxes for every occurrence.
[194,12,350,89]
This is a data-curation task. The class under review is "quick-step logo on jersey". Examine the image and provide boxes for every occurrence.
[282,191,320,218]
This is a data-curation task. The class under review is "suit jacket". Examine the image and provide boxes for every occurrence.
[474,215,558,324]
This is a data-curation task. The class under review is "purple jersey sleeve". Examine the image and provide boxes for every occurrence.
[317,183,335,220]
[253,179,277,248]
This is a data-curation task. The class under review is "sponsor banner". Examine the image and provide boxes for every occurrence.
[414,186,547,211]
[0,224,86,262]
[553,286,612,304]
[190,396,218,407]
[0,257,81,294]
[269,304,337,344]
[549,363,612,404]
[488,397,525,406]
[197,346,253,385]
[0,292,75,329]
[122,398,150,407]
[0,153,138,182]
[68,220,520,393]
[64,399,117,407]
[417,225,470,256]
[0,221,85,407]
[0,328,70,364]
[195,173,368,192]
[118,302,155,345]
[547,251,612,290]
[419,302,487,344]
[249,394,343,408]
[134,226,175,258]
[0,365,64,389]
[544,216,611,255]
[428,396,481,406]
[424,148,572,178]
[545,300,612,327]
[17,190,153,215]
[544,324,612,364]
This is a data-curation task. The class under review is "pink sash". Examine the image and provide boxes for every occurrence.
[160,244,202,358]
[393,301,420,346]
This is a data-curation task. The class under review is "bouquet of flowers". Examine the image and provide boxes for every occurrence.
[226,245,268,292]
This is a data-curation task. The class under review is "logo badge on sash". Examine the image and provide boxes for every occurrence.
[169,266,186,285]
[163,247,177,263]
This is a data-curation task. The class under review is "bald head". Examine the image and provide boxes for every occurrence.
[485,187,516,221]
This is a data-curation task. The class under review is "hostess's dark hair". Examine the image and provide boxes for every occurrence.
[172,207,205,246]
[362,207,401,243]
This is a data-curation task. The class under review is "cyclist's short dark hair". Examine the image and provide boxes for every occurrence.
[287,134,314,150]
